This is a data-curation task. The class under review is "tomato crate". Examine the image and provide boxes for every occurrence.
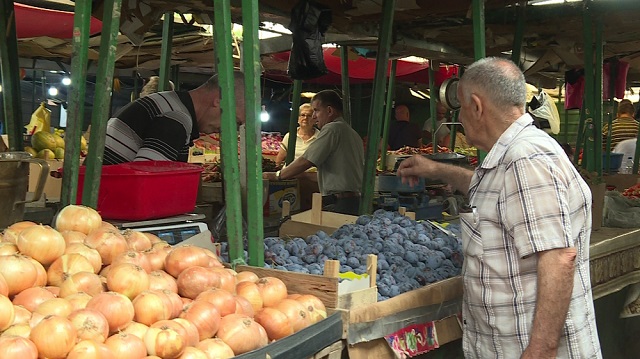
[76,161,202,220]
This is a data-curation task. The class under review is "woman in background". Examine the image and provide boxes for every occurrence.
[275,103,319,167]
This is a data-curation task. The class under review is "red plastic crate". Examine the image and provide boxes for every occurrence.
[76,161,203,220]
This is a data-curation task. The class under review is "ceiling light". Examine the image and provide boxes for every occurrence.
[48,87,58,96]
[260,105,270,122]
[0,84,2,92]
[61,77,71,86]
[530,0,580,6]
[301,92,316,98]
[410,88,429,100]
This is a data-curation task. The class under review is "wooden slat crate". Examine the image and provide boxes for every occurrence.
[279,193,358,238]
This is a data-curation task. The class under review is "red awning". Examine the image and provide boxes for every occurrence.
[14,3,102,39]
[266,48,458,85]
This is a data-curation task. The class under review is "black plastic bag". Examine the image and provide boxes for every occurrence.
[211,205,248,242]
[287,0,332,80]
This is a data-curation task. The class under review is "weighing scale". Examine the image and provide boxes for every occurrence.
[109,213,209,246]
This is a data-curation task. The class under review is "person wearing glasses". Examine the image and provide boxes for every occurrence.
[264,90,364,215]
[275,103,320,168]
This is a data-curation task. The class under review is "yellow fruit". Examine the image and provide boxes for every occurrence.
[37,149,55,160]
[52,133,65,149]
[31,131,57,151]
[54,148,65,159]
[80,136,88,152]
[24,146,38,157]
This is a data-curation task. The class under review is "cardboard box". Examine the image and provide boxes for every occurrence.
[29,159,62,201]
[267,179,300,215]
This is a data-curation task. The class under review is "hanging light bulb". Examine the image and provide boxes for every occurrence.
[260,105,270,122]
[0,84,3,92]
[48,87,58,96]
[61,77,71,86]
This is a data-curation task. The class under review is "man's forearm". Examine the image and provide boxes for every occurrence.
[526,247,577,357]
[280,157,313,179]
[433,163,473,195]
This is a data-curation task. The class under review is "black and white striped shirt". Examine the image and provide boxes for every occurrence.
[103,91,199,164]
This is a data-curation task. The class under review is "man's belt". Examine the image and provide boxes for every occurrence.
[330,191,360,199]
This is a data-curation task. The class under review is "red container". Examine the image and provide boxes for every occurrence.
[77,161,203,220]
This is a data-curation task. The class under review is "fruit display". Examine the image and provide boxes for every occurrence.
[0,205,326,358]
[261,133,282,155]
[26,129,87,160]
[622,184,640,199]
[220,210,463,301]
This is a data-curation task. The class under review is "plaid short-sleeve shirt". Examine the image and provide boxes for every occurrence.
[461,114,601,358]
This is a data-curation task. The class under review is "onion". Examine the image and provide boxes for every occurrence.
[0,255,38,296]
[112,250,151,273]
[178,346,208,359]
[122,230,152,251]
[162,290,184,318]
[0,335,38,359]
[120,321,149,340]
[195,338,234,359]
[194,288,237,317]
[256,277,288,308]
[209,268,235,293]
[0,274,7,297]
[2,324,31,338]
[28,312,45,329]
[132,291,172,326]
[172,318,199,347]
[47,253,94,286]
[179,300,221,340]
[0,295,15,331]
[164,246,214,278]
[148,270,178,293]
[144,232,164,245]
[44,286,61,297]
[12,305,31,325]
[216,314,268,354]
[67,340,115,359]
[16,225,65,266]
[101,221,118,231]
[86,292,134,334]
[145,245,171,272]
[3,222,37,244]
[60,230,87,246]
[84,228,128,265]
[235,281,263,313]
[65,292,93,311]
[295,294,327,323]
[34,298,73,318]
[254,307,294,341]
[0,242,18,256]
[68,308,110,343]
[105,332,148,359]
[64,243,103,274]
[236,271,259,284]
[55,205,102,235]
[200,248,223,268]
[176,266,220,300]
[274,299,312,332]
[144,325,186,359]
[287,293,302,300]
[150,319,197,348]
[29,315,77,359]
[12,287,55,312]
[180,297,193,307]
[59,272,104,298]
[106,263,150,300]
[234,295,255,317]
[28,258,47,287]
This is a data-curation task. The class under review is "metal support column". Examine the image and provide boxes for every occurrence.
[581,4,596,173]
[285,80,303,166]
[449,67,463,150]
[241,0,264,267]
[158,12,174,91]
[214,0,243,263]
[360,0,396,215]
[61,0,92,206]
[473,0,487,163]
[593,14,603,176]
[340,45,352,125]
[0,0,24,150]
[511,1,526,68]
[604,59,617,167]
[82,0,123,207]
[379,60,397,171]
[429,61,437,153]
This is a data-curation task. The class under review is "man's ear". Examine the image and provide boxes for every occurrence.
[212,90,221,108]
[470,93,483,120]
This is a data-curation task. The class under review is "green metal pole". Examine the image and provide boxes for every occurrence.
[214,0,243,263]
[172,65,181,91]
[582,4,595,173]
[241,0,264,267]
[604,60,616,173]
[82,0,123,208]
[594,14,603,176]
[340,45,352,125]
[429,61,437,154]
[158,12,174,92]
[473,0,487,164]
[511,1,526,68]
[61,0,92,206]
[379,60,397,171]
[574,105,586,165]
[286,80,303,166]
[449,67,463,150]
[360,0,395,215]
[0,0,24,151]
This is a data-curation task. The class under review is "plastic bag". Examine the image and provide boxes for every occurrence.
[25,102,51,134]
[529,90,560,134]
[603,191,640,228]
[287,0,332,80]
[211,205,248,242]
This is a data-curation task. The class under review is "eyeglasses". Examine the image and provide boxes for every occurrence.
[299,113,313,118]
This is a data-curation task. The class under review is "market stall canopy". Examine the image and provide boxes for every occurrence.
[14,3,102,39]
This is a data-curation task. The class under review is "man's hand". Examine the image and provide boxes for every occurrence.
[263,172,278,181]
[396,155,440,187]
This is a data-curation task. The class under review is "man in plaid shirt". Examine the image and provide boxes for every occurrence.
[397,57,601,358]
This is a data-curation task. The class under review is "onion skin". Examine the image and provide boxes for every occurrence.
[195,338,234,359]
[12,287,55,312]
[144,326,186,359]
[29,315,77,359]
[0,295,16,331]
[17,225,66,266]
[54,205,102,235]
[132,291,172,326]
[216,314,268,355]
[67,340,115,359]
[105,332,148,359]
[86,292,135,334]
[256,277,288,308]
[68,308,110,343]
[254,307,294,341]
[0,255,38,296]
[84,229,128,265]
[106,263,150,300]
[0,335,38,359]
[179,300,221,340]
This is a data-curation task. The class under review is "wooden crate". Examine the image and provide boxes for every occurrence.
[309,340,347,359]
[198,181,223,203]
[279,193,358,238]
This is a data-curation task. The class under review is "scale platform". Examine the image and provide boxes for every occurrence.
[109,213,209,246]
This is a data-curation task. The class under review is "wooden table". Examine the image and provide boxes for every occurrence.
[590,227,640,299]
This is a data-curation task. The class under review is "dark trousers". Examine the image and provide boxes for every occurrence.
[322,195,360,216]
